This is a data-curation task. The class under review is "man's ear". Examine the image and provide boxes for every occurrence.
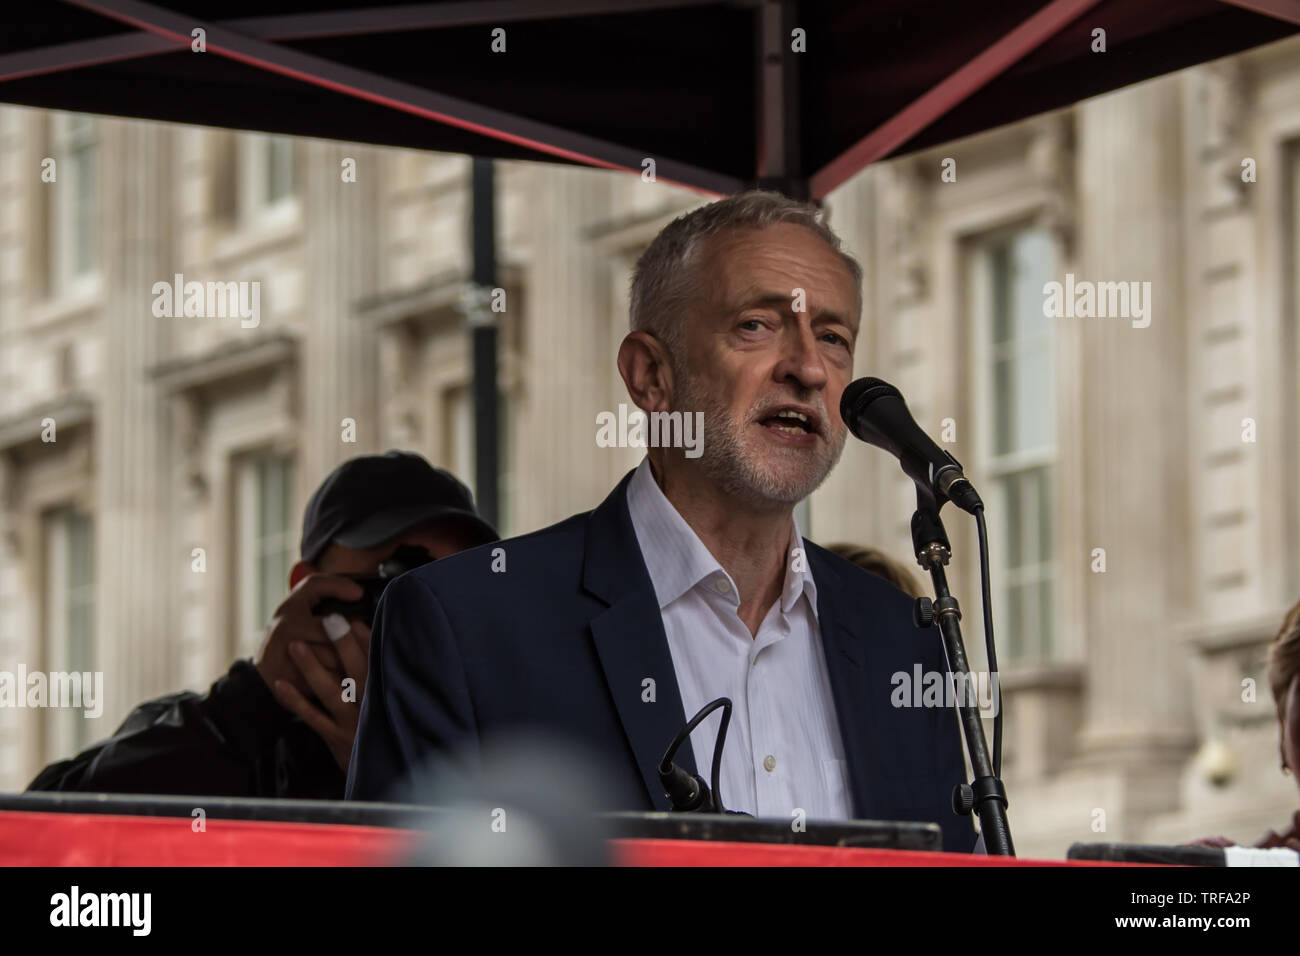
[288,560,315,589]
[617,330,674,414]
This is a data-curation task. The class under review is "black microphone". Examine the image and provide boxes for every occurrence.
[659,698,747,814]
[657,761,716,812]
[839,377,983,515]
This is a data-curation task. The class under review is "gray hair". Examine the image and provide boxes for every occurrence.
[629,190,863,365]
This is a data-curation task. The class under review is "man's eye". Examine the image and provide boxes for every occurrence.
[739,319,764,331]
[822,332,848,346]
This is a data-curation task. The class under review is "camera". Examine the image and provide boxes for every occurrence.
[310,544,436,625]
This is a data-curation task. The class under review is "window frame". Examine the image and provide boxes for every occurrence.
[46,112,100,299]
[41,504,96,761]
[968,224,1060,667]
[237,133,299,229]
[233,450,296,659]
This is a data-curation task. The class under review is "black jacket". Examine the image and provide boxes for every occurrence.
[347,471,977,852]
[27,659,344,799]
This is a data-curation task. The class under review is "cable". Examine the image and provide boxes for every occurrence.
[973,506,1002,777]
[659,697,734,812]
[710,699,732,811]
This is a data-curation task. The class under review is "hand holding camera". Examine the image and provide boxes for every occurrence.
[253,573,363,700]
[261,544,435,770]
[272,618,371,772]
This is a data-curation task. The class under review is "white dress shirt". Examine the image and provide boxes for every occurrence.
[625,458,853,821]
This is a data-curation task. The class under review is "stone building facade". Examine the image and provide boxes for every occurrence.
[2,37,1299,858]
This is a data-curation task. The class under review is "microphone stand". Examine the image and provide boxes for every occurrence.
[911,492,1015,856]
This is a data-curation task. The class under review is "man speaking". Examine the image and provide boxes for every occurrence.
[347,191,976,852]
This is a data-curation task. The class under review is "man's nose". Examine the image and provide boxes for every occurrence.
[774,322,829,390]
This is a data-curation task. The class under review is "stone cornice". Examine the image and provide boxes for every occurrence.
[355,263,524,330]
[147,330,297,397]
[0,392,94,454]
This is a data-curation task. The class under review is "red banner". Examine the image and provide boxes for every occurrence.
[0,810,1136,866]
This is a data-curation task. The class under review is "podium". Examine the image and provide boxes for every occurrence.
[0,791,1142,866]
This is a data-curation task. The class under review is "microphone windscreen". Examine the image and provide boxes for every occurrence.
[840,377,900,440]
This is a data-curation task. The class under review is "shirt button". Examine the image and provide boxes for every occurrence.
[763,754,776,772]
[714,577,731,594]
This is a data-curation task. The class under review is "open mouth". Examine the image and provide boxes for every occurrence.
[759,409,817,436]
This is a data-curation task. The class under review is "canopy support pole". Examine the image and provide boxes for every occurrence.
[468,159,500,531]
[754,0,806,199]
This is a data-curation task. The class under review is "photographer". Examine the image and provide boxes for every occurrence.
[26,452,497,800]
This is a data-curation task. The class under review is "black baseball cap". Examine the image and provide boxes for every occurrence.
[300,451,498,564]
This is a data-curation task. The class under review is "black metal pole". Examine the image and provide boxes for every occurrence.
[753,0,807,199]
[911,498,1015,855]
[469,157,499,529]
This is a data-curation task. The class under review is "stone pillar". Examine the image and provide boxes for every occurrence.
[512,165,613,531]
[1072,76,1197,815]
[96,119,175,722]
[812,172,888,551]
[300,141,381,492]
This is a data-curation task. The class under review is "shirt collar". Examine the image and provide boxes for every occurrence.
[625,458,818,620]
[780,518,820,621]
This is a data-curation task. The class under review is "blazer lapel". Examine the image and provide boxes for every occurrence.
[584,471,697,810]
[809,543,898,821]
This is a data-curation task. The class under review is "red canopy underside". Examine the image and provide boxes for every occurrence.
[1,0,1297,196]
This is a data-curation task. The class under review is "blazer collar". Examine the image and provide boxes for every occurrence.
[583,471,699,809]
[581,477,905,821]
[806,544,899,821]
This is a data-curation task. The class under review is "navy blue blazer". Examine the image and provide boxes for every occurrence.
[346,471,977,852]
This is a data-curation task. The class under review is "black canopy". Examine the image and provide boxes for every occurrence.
[2,0,1298,198]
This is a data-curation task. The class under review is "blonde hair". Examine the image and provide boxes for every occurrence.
[1268,599,1300,721]
[827,543,923,599]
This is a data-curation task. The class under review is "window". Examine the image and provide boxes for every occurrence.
[210,132,238,223]
[238,134,296,224]
[1294,144,1300,327]
[1291,144,1300,559]
[42,506,95,760]
[47,113,98,296]
[235,452,295,658]
[447,386,474,498]
[264,136,294,206]
[445,384,509,533]
[970,227,1057,664]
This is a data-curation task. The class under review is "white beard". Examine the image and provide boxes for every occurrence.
[674,374,847,508]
